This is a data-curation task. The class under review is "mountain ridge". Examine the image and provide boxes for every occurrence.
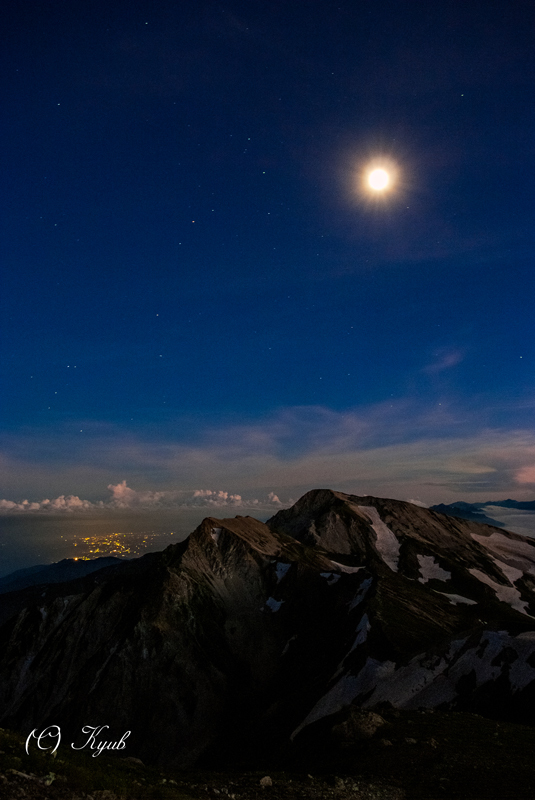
[0,556,127,595]
[1,489,535,768]
[430,498,535,529]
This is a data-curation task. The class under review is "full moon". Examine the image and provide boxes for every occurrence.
[368,168,389,190]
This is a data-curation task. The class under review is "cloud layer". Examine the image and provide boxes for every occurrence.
[1,399,534,510]
[0,481,284,514]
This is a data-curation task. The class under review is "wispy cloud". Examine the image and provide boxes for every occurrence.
[423,347,465,375]
[516,466,535,485]
[1,398,535,507]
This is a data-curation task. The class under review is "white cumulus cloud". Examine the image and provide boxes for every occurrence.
[0,482,289,513]
[191,489,244,506]
[107,480,167,508]
[0,495,97,512]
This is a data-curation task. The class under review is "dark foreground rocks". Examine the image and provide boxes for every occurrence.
[3,706,535,800]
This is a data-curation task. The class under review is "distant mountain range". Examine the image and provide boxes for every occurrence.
[429,502,506,526]
[430,499,535,527]
[0,557,126,595]
[1,489,535,769]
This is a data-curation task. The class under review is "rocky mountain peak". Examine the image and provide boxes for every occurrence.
[1,488,535,769]
[270,489,535,607]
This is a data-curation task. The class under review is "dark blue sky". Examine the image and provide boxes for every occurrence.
[2,0,535,509]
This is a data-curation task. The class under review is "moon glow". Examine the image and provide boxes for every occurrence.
[352,156,401,204]
[368,168,389,191]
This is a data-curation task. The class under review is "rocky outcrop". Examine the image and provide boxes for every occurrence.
[1,489,535,767]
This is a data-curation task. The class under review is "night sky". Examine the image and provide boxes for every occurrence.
[2,0,535,514]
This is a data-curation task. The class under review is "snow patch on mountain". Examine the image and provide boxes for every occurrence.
[320,572,341,584]
[329,561,364,574]
[282,635,297,655]
[508,633,535,691]
[471,531,535,575]
[498,560,525,585]
[210,527,222,543]
[349,613,370,653]
[436,592,477,606]
[469,567,530,615]
[291,658,396,739]
[348,577,373,610]
[333,614,372,679]
[275,562,291,582]
[417,554,451,583]
[358,630,535,709]
[447,631,511,688]
[265,597,284,612]
[363,639,467,709]
[358,506,400,572]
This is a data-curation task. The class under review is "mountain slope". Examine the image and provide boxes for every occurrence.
[1,489,535,768]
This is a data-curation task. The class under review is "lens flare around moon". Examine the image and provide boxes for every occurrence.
[368,168,389,190]
[354,156,400,203]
